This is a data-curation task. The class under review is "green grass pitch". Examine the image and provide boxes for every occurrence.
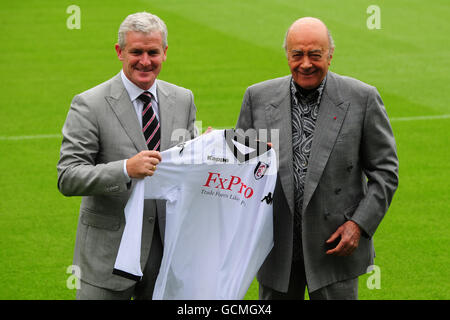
[0,0,449,299]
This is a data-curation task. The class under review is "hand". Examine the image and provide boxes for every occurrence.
[126,150,162,179]
[325,220,361,256]
[203,126,213,134]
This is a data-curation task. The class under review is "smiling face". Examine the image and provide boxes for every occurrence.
[286,18,333,90]
[115,31,167,90]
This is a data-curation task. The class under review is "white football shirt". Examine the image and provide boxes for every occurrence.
[114,129,277,299]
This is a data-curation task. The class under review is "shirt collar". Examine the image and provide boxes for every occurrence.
[291,74,327,105]
[120,70,158,103]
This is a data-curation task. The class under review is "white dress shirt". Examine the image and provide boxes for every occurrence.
[120,70,160,179]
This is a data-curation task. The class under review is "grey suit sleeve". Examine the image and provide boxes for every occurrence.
[187,90,198,139]
[236,88,261,145]
[57,94,130,196]
[351,87,399,237]
[236,89,254,131]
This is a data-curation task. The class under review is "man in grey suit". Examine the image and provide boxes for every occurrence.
[57,12,197,299]
[236,17,399,299]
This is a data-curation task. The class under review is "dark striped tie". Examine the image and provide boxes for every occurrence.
[138,91,161,151]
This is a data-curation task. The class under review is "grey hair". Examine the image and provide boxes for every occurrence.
[118,12,168,49]
[282,22,335,58]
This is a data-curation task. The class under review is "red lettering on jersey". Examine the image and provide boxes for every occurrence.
[203,172,220,187]
[202,172,254,198]
[227,176,241,191]
[218,177,228,189]
[244,188,254,199]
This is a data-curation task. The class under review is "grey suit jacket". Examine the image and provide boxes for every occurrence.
[236,71,399,292]
[57,73,196,290]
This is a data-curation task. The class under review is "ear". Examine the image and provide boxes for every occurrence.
[115,43,123,61]
[328,48,334,65]
[162,46,168,62]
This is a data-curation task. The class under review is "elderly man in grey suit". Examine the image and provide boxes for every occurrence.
[57,12,197,299]
[236,17,399,299]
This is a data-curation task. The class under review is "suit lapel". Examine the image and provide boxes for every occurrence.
[302,72,349,212]
[156,80,176,151]
[106,73,147,152]
[266,76,295,215]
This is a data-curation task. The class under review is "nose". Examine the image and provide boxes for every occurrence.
[140,53,151,66]
[300,56,312,69]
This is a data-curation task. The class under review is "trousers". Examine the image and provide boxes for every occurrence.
[259,260,358,300]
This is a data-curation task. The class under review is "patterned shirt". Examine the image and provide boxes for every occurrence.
[291,75,327,260]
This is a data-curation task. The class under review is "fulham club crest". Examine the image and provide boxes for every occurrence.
[254,161,269,180]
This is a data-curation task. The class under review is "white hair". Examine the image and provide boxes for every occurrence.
[118,12,168,49]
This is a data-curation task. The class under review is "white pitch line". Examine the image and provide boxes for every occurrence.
[0,114,449,141]
[0,134,62,141]
[391,114,450,122]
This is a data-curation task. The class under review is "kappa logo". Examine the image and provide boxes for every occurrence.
[207,155,229,163]
[254,161,269,180]
[261,192,273,204]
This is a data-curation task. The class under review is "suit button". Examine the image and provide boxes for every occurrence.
[148,217,155,223]
[334,188,342,195]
